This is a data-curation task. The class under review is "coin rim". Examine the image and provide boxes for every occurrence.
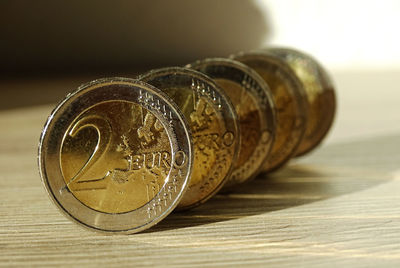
[231,50,308,172]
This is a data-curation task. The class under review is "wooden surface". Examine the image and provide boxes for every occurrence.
[0,71,399,267]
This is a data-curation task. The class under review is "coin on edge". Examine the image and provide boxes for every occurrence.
[38,78,193,234]
[267,47,336,156]
[232,51,308,172]
[188,58,276,186]
[138,67,239,210]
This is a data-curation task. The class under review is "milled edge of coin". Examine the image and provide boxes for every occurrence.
[231,50,308,172]
[187,58,276,186]
[267,47,336,157]
[137,67,240,210]
[38,77,193,234]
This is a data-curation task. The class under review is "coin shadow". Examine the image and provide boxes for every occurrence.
[1,0,271,76]
[0,0,271,110]
[147,134,397,233]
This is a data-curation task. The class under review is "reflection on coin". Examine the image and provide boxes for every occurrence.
[232,51,307,172]
[38,78,192,234]
[267,47,336,156]
[138,67,239,210]
[188,58,276,186]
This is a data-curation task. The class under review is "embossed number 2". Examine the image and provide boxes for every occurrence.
[64,115,112,191]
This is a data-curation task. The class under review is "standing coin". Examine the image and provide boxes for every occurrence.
[138,67,239,210]
[188,58,276,186]
[38,78,192,234]
[232,51,308,172]
[267,47,336,156]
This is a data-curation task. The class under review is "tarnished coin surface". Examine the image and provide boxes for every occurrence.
[38,78,192,234]
[188,58,276,186]
[232,51,307,172]
[267,47,336,156]
[138,67,239,210]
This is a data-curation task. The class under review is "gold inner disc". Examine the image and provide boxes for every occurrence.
[216,79,260,168]
[60,101,172,214]
[286,56,335,155]
[291,59,321,150]
[168,86,235,207]
[255,68,300,169]
[257,69,297,154]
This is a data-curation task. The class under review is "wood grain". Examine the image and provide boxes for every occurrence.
[0,73,400,267]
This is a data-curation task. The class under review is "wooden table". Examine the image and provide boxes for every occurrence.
[1,71,399,267]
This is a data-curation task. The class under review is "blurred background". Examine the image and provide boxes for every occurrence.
[1,0,399,145]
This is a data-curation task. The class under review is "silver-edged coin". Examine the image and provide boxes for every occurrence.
[232,51,308,172]
[187,58,276,186]
[267,47,336,156]
[137,67,240,210]
[38,78,193,234]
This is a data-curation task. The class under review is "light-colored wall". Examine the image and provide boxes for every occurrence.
[256,0,400,71]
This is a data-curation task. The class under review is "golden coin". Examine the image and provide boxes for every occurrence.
[138,67,239,209]
[187,58,276,186]
[267,47,336,156]
[38,78,193,234]
[232,51,308,172]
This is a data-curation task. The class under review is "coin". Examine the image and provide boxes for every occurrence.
[138,67,239,209]
[187,58,276,186]
[232,51,308,172]
[38,78,193,234]
[267,47,336,156]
